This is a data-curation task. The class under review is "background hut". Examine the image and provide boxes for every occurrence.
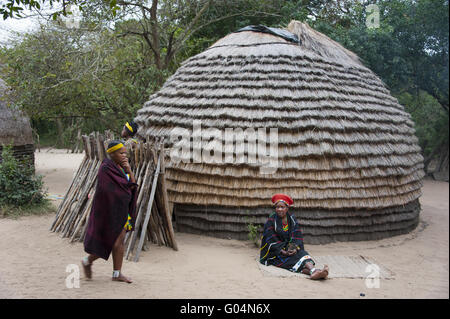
[0,78,35,168]
[134,21,424,244]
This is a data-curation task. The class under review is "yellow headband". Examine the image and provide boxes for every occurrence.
[125,122,134,133]
[107,143,124,154]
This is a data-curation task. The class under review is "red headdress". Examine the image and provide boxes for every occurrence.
[271,193,294,207]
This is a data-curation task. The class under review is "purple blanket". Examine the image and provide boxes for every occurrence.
[84,158,137,260]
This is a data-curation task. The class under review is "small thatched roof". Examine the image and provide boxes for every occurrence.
[0,78,34,146]
[135,20,424,210]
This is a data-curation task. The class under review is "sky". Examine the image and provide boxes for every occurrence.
[0,2,128,45]
[0,2,68,45]
[0,16,38,43]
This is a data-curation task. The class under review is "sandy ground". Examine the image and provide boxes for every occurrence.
[0,148,448,299]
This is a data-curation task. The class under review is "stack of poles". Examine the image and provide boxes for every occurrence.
[49,132,178,262]
[49,133,103,241]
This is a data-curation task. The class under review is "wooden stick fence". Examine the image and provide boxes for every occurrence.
[50,132,178,261]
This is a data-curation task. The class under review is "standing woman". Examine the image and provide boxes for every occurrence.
[81,140,138,283]
[260,194,329,280]
[121,120,139,157]
[121,120,139,142]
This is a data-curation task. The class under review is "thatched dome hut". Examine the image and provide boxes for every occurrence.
[0,78,35,168]
[134,21,424,243]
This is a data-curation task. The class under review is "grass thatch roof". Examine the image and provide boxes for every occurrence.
[135,20,424,210]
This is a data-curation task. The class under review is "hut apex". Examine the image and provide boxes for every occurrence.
[287,20,362,67]
[134,20,424,243]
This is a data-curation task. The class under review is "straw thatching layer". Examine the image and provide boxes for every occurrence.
[0,79,34,166]
[135,21,424,243]
[174,199,420,243]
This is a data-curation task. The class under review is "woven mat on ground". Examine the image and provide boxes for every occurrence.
[257,255,395,279]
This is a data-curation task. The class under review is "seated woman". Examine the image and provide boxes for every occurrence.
[260,194,329,280]
[81,140,138,283]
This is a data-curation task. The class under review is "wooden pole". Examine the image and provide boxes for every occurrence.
[55,135,95,232]
[133,154,161,262]
[125,149,154,260]
[50,135,90,231]
[70,186,95,242]
[158,144,178,250]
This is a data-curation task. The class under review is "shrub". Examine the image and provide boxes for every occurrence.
[0,145,46,206]
[246,217,261,247]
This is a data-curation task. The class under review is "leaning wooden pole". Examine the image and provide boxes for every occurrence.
[50,135,90,231]
[158,143,178,251]
[125,148,154,260]
[133,154,161,262]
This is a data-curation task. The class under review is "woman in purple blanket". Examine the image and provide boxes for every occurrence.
[81,140,138,283]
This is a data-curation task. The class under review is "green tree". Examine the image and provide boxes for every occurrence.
[0,22,160,145]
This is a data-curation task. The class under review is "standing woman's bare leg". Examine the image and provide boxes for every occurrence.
[81,254,99,279]
[111,228,132,283]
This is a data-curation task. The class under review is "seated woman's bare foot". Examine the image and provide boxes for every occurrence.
[310,265,329,280]
[112,273,133,283]
[301,268,310,275]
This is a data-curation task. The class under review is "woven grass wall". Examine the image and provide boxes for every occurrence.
[0,79,34,167]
